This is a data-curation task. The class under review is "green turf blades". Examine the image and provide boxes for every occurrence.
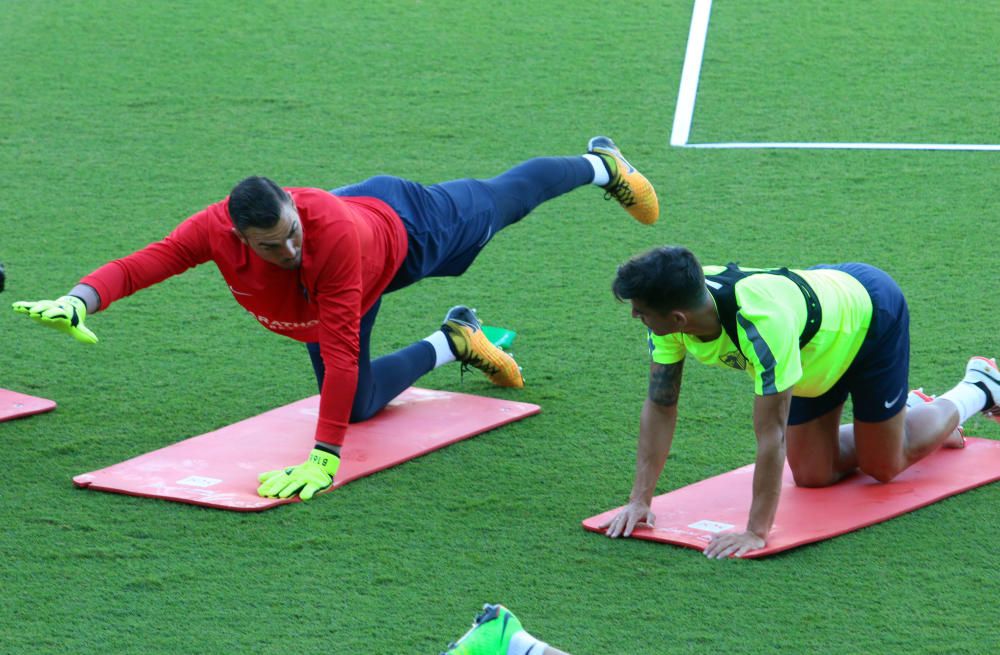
[481,325,516,350]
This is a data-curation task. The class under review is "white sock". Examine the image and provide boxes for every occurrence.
[939,383,988,424]
[508,630,548,655]
[583,153,609,186]
[423,330,456,368]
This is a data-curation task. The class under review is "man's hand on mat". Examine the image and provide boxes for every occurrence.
[598,500,655,538]
[703,531,765,559]
[257,446,341,501]
[11,296,98,344]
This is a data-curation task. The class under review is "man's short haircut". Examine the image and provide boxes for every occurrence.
[227,176,291,232]
[612,246,707,313]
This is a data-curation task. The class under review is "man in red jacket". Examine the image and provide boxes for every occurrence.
[13,136,658,501]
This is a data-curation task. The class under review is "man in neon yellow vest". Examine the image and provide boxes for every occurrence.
[601,245,999,558]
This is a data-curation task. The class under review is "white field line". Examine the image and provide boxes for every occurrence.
[685,142,1000,151]
[671,0,1000,152]
[670,0,712,147]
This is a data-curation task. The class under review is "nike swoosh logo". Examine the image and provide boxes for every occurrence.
[499,613,511,640]
[884,390,903,408]
[228,285,253,297]
[975,367,1000,385]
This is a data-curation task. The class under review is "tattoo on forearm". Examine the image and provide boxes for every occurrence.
[649,362,682,406]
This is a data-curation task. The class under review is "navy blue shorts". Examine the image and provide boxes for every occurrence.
[787,263,910,425]
[332,175,500,292]
[331,157,592,293]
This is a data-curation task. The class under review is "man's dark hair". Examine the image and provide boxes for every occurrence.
[612,246,706,313]
[227,176,291,232]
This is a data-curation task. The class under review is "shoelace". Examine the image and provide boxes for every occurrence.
[604,177,637,207]
[461,349,501,378]
[446,323,502,381]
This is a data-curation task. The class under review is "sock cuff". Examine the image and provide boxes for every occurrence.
[424,330,457,368]
[940,384,988,424]
[973,380,995,410]
[583,153,610,186]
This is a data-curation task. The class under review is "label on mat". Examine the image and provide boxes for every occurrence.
[176,476,223,488]
[688,519,734,533]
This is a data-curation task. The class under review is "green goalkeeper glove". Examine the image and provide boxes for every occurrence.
[257,446,341,501]
[12,295,98,344]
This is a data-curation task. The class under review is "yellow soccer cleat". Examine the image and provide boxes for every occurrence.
[441,305,524,388]
[588,135,659,225]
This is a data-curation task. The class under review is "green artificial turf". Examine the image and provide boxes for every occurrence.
[1,1,997,653]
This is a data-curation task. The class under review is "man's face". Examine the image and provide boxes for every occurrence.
[629,298,684,336]
[236,203,303,269]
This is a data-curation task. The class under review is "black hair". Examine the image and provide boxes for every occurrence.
[227,176,291,232]
[612,245,706,313]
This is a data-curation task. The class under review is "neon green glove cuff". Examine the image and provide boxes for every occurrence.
[12,295,98,344]
[307,447,341,477]
[257,447,340,501]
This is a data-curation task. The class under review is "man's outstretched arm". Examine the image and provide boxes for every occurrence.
[12,208,215,342]
[600,360,683,538]
[703,388,791,559]
[257,223,364,501]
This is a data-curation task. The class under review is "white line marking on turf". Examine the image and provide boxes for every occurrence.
[685,142,1000,151]
[671,1,1000,152]
[670,0,712,147]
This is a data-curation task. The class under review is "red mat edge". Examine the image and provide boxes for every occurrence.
[71,398,543,511]
[1,391,57,422]
[582,475,999,559]
[72,477,279,512]
[581,438,1000,558]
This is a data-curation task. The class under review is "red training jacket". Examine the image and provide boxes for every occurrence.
[81,187,408,446]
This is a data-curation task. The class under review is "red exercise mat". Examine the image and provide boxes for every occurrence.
[74,387,539,511]
[0,389,56,422]
[583,437,1000,558]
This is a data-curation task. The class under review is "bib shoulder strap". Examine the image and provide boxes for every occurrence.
[773,268,822,348]
[704,263,823,355]
[705,263,746,354]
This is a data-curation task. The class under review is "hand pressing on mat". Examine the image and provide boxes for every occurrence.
[257,445,341,500]
[598,499,656,538]
[12,295,99,344]
[703,531,765,559]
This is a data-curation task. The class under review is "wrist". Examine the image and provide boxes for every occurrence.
[309,446,341,476]
[628,490,652,506]
[314,442,341,457]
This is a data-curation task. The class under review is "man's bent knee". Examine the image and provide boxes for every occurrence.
[858,464,901,484]
[349,393,386,423]
[791,468,842,488]
[349,404,382,423]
